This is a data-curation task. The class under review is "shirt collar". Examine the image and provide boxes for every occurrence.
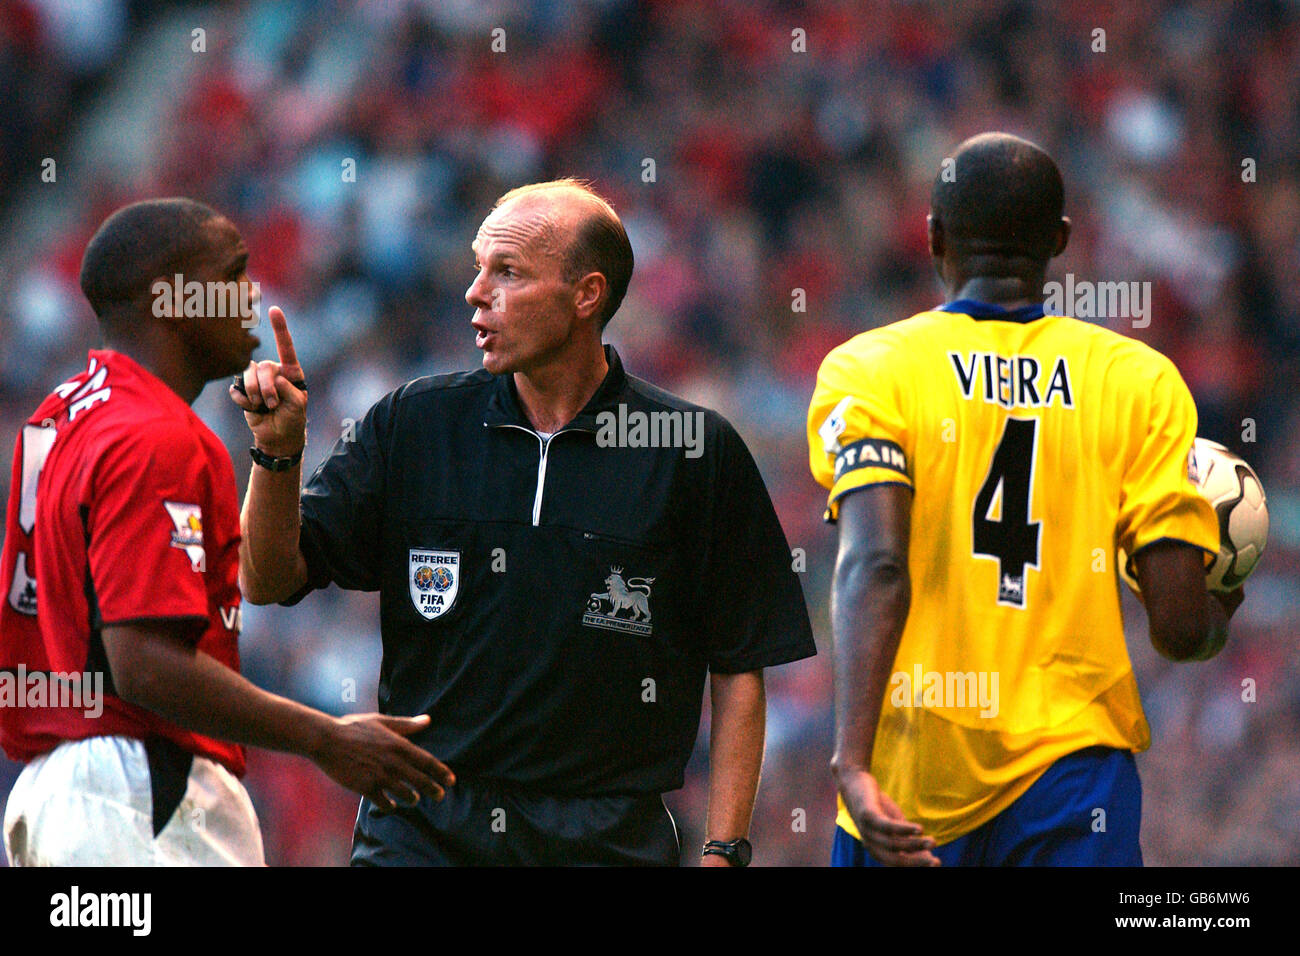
[937,298,1046,323]
[89,348,197,416]
[483,344,628,432]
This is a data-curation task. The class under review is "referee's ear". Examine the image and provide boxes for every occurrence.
[573,270,608,326]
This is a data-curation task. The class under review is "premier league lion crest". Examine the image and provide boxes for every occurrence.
[409,549,459,620]
[583,566,654,636]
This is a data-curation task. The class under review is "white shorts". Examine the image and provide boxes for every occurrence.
[3,735,265,866]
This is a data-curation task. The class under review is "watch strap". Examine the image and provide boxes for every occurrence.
[702,838,752,867]
[249,445,303,471]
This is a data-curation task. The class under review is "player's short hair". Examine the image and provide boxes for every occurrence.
[494,179,634,328]
[931,132,1064,264]
[79,197,221,322]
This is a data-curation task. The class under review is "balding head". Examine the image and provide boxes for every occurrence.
[484,179,634,328]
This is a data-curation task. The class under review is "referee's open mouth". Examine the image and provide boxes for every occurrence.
[472,318,498,350]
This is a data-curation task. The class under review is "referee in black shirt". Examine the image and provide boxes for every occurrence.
[232,179,816,866]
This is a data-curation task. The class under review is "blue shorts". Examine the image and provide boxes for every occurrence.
[832,746,1143,867]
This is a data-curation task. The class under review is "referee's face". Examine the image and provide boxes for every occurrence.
[466,199,588,377]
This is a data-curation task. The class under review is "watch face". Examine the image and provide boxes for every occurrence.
[734,839,752,866]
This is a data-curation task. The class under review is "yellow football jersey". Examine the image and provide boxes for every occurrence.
[807,300,1220,845]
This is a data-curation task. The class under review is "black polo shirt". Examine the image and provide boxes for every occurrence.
[287,345,816,797]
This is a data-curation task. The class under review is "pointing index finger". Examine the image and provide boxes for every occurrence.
[269,307,301,373]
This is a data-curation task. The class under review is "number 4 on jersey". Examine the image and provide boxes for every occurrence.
[972,418,1041,607]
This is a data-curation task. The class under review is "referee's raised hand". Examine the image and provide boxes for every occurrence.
[230,306,307,458]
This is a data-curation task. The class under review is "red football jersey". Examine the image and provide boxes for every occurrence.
[0,350,245,775]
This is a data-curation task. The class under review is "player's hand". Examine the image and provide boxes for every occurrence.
[310,713,455,812]
[835,766,940,866]
[229,306,307,458]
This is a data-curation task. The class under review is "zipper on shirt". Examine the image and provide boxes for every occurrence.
[532,432,555,526]
[489,423,592,527]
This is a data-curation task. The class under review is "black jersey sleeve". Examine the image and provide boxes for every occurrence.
[282,392,393,603]
[697,419,817,673]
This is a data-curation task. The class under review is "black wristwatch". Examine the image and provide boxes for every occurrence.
[249,445,304,472]
[702,838,752,867]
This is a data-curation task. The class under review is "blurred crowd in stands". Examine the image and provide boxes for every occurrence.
[2,0,1297,865]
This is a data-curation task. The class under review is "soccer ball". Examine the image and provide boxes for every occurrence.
[1118,438,1268,595]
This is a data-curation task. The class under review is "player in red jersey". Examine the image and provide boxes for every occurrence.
[1,199,453,865]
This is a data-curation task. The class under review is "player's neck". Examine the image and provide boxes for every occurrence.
[950,276,1044,311]
[513,341,609,434]
[102,332,207,406]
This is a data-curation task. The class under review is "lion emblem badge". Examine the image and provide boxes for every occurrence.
[584,566,655,636]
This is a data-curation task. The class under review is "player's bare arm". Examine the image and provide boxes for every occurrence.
[1132,541,1244,662]
[231,306,310,604]
[101,621,455,811]
[830,485,939,866]
[700,669,765,867]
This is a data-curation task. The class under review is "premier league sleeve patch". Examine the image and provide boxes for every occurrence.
[409,549,460,620]
[163,501,205,571]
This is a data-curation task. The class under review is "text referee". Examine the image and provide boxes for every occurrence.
[233,179,816,866]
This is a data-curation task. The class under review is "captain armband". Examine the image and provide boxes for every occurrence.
[832,437,908,481]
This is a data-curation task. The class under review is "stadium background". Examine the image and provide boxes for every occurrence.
[1,0,1297,866]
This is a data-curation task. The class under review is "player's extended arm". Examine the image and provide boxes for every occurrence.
[102,621,454,810]
[231,306,309,605]
[830,484,939,866]
[701,669,765,866]
[1132,541,1244,662]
